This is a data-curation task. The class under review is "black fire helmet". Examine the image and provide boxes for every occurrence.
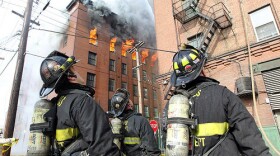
[171,45,207,87]
[111,88,130,117]
[39,51,77,97]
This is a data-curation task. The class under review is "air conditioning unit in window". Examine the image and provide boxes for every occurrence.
[235,76,258,97]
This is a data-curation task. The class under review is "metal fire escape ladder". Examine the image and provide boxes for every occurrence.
[166,1,232,100]
[197,18,217,53]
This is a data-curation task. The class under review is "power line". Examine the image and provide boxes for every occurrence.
[0,51,18,76]
[32,27,177,53]
[2,1,25,8]
[0,47,18,52]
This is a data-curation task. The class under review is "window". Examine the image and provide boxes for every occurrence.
[144,106,150,118]
[143,70,147,81]
[182,0,199,20]
[133,85,138,96]
[122,63,127,75]
[152,73,156,82]
[250,5,279,41]
[153,90,157,100]
[109,59,115,71]
[133,69,137,78]
[144,88,148,99]
[88,52,97,66]
[108,99,111,111]
[187,33,203,48]
[86,73,96,88]
[134,104,139,113]
[63,35,68,47]
[109,79,115,91]
[121,82,127,89]
[154,108,159,118]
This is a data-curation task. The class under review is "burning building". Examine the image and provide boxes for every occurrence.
[58,0,159,119]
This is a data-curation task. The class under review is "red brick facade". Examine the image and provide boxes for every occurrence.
[153,0,280,127]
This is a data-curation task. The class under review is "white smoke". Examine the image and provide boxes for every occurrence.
[0,0,71,155]
[82,0,156,46]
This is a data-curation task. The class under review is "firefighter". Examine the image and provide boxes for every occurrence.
[39,51,120,155]
[162,45,271,156]
[110,88,161,156]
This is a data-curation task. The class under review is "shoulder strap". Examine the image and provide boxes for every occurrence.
[175,81,218,98]
[203,131,229,156]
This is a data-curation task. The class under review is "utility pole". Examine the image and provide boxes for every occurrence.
[4,0,34,155]
[127,41,144,114]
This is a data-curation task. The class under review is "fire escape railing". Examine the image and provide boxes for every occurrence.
[163,1,233,100]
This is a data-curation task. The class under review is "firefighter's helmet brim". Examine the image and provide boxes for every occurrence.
[39,73,64,97]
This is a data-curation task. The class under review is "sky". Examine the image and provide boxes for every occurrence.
[0,0,154,155]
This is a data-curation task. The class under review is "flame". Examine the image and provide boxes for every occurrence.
[110,37,117,52]
[132,52,136,60]
[121,39,135,57]
[141,49,149,63]
[150,53,158,66]
[89,28,97,45]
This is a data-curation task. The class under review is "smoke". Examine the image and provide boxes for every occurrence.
[0,0,71,155]
[81,0,156,47]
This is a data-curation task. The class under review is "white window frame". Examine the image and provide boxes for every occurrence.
[249,5,279,42]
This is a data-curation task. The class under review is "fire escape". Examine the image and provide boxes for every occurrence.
[164,0,232,100]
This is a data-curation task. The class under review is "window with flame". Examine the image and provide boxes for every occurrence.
[109,79,115,91]
[86,72,96,88]
[88,51,97,66]
[122,63,127,75]
[89,28,98,45]
[110,37,117,52]
[250,5,279,41]
[109,59,115,71]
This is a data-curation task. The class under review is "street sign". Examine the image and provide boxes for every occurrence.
[149,120,158,133]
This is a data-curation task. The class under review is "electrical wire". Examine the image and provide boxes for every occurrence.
[0,51,18,76]
[2,1,25,8]
[31,27,177,53]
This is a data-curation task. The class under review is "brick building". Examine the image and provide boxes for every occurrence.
[57,1,160,120]
[153,0,280,152]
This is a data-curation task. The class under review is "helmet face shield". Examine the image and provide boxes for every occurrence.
[111,88,130,117]
[39,51,76,97]
[171,46,206,87]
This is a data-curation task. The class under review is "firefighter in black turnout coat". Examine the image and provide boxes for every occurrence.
[162,45,271,156]
[39,51,120,155]
[110,88,161,156]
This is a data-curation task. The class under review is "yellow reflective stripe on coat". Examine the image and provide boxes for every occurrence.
[56,127,79,141]
[195,122,229,137]
[173,62,179,70]
[124,137,141,145]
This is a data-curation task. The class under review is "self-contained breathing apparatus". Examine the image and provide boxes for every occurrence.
[166,89,197,156]
[28,51,81,155]
[109,88,131,154]
[27,99,57,156]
